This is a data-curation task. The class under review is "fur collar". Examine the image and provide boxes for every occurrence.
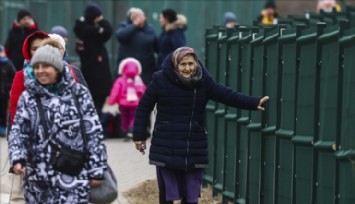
[164,14,187,32]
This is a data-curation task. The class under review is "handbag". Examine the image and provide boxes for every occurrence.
[89,165,118,204]
[49,142,86,176]
[0,157,25,204]
[35,92,87,176]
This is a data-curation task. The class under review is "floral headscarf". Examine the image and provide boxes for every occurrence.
[171,47,202,87]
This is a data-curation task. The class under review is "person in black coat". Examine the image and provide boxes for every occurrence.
[116,7,158,85]
[133,47,269,204]
[0,44,15,136]
[73,3,113,117]
[158,8,187,66]
[4,9,39,71]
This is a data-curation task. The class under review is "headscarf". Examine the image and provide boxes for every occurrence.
[171,47,202,87]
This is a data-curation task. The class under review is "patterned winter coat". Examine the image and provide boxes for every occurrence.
[8,65,107,204]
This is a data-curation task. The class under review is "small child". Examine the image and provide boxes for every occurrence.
[109,58,146,138]
[0,44,15,136]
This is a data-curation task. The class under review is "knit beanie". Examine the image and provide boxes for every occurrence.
[224,12,237,24]
[84,3,102,23]
[30,45,64,72]
[162,8,177,23]
[17,9,32,22]
[48,34,66,51]
[50,26,69,38]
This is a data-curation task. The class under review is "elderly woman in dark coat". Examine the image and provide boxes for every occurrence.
[133,47,269,204]
[74,3,113,117]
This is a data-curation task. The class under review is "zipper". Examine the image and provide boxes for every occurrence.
[186,88,196,170]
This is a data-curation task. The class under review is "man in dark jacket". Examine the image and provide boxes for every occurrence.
[73,3,113,118]
[116,7,158,85]
[5,9,39,71]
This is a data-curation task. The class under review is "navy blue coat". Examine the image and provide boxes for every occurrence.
[133,55,261,170]
[158,15,187,66]
[116,20,158,84]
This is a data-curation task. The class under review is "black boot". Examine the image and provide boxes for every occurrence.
[181,197,197,204]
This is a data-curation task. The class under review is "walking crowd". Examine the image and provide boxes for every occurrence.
[1,2,270,204]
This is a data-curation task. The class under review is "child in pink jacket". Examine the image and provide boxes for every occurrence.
[109,58,146,137]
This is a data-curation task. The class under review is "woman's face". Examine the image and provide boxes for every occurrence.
[33,63,59,85]
[177,55,196,78]
[30,38,44,57]
[159,14,168,26]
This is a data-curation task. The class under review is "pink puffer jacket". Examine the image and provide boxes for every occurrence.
[109,58,146,107]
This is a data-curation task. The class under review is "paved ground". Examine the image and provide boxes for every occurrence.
[0,137,156,204]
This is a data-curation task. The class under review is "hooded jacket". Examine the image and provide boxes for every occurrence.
[8,65,107,203]
[109,58,146,107]
[158,14,187,66]
[5,21,39,71]
[9,31,87,124]
[9,31,49,124]
[133,54,261,170]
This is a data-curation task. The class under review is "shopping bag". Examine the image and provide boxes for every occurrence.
[89,165,118,204]
[0,158,25,204]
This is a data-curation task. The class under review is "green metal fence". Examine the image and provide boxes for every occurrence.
[205,8,355,204]
[0,0,264,73]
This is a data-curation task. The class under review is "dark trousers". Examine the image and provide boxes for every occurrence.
[0,95,9,127]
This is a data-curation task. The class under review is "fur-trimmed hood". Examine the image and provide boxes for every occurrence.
[118,58,142,76]
[164,14,187,32]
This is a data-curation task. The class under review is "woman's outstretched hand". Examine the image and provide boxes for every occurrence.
[257,96,269,111]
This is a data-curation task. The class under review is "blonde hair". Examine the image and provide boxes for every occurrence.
[127,7,144,21]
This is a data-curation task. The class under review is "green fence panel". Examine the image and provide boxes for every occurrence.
[235,27,258,204]
[275,25,305,204]
[336,27,355,204]
[213,28,234,194]
[292,23,326,204]
[204,28,220,184]
[246,26,271,204]
[259,25,285,204]
[314,22,347,204]
[222,28,243,202]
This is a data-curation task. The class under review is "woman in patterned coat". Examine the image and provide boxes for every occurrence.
[8,45,107,204]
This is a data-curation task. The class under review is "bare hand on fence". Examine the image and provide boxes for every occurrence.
[257,96,269,111]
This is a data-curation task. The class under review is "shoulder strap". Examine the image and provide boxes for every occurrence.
[35,95,49,138]
[71,86,88,147]
[67,64,78,83]
[35,93,87,148]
